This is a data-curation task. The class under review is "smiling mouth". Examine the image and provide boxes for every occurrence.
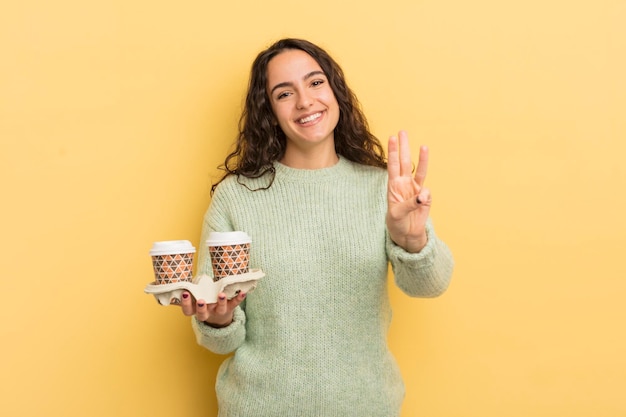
[297,112,323,124]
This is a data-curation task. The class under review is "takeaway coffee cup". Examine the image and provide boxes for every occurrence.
[206,231,251,281]
[149,240,196,285]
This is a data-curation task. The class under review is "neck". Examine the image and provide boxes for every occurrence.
[280,145,339,169]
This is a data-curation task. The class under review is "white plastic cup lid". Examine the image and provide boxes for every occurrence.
[149,240,196,256]
[206,231,251,247]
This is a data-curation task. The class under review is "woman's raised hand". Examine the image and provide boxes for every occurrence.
[386,130,431,253]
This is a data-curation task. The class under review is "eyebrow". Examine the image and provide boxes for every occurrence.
[269,70,326,95]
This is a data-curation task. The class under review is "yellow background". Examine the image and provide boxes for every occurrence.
[1,0,625,416]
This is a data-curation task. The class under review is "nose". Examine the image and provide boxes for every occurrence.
[296,90,313,109]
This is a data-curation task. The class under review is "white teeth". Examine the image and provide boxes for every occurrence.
[298,112,321,124]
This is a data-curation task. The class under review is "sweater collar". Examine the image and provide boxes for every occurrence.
[273,156,352,183]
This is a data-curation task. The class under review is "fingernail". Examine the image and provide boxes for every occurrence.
[416,197,422,204]
[218,295,226,301]
[197,302,205,307]
[182,293,189,299]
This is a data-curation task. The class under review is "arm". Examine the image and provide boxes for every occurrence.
[182,182,248,354]
[385,131,454,296]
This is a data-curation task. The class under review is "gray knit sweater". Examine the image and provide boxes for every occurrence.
[191,157,454,417]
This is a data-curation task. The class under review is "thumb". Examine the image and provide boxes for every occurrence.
[415,188,432,207]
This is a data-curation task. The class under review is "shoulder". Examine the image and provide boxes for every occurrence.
[342,159,387,184]
[213,171,274,197]
[347,160,386,175]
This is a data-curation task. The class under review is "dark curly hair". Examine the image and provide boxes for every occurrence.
[212,38,387,194]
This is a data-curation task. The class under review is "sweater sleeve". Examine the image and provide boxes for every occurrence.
[191,306,247,354]
[386,218,454,297]
[191,181,247,354]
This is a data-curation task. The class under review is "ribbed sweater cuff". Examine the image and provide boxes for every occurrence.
[387,224,437,267]
[191,306,246,354]
[388,223,454,297]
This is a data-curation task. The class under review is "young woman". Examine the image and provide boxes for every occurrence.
[180,38,454,417]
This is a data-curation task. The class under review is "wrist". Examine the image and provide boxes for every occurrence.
[203,316,234,329]
[402,233,428,253]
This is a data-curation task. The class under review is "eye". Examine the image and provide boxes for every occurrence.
[276,91,291,100]
[311,79,325,87]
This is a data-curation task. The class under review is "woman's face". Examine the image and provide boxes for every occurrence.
[266,49,340,153]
